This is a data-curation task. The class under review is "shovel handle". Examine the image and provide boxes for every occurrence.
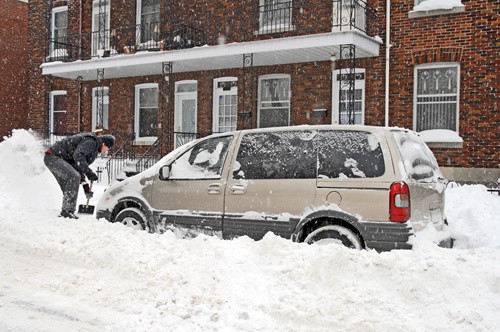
[85,181,93,208]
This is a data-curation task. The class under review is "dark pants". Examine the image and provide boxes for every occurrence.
[44,154,80,214]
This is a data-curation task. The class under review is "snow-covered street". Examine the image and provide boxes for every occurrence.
[0,130,499,332]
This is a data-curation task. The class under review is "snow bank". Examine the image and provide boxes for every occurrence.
[0,129,499,331]
[0,129,62,210]
[446,184,500,249]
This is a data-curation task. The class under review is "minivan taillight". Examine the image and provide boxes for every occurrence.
[390,182,410,223]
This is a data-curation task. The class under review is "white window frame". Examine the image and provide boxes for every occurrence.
[413,63,460,133]
[332,68,365,125]
[50,6,68,57]
[92,86,109,131]
[257,74,291,128]
[258,0,294,33]
[49,90,67,138]
[213,77,238,133]
[134,83,159,144]
[91,0,111,57]
[136,0,160,46]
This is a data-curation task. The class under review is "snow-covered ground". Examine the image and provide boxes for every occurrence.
[0,129,499,332]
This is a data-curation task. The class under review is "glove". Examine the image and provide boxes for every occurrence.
[88,172,98,182]
[82,183,93,200]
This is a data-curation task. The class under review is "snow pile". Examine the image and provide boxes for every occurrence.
[0,129,499,331]
[446,184,500,249]
[0,129,61,210]
[413,0,464,12]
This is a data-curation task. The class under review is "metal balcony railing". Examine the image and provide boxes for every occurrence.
[43,0,377,64]
[46,22,207,62]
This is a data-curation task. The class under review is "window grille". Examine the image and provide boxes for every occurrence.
[415,65,459,132]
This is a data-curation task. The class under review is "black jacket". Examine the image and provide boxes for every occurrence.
[48,133,103,181]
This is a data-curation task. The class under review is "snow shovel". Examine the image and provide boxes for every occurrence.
[78,182,95,215]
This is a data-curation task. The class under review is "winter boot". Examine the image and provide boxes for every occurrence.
[59,210,79,219]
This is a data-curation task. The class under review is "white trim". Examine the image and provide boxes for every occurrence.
[257,74,291,128]
[49,90,67,135]
[91,86,109,131]
[213,77,238,132]
[174,79,198,135]
[413,62,460,133]
[331,68,365,125]
[91,0,111,56]
[50,6,68,54]
[134,83,159,143]
[42,31,382,80]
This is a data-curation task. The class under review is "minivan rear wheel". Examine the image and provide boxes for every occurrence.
[114,207,148,231]
[304,225,363,250]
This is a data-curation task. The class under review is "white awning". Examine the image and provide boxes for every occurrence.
[42,31,381,81]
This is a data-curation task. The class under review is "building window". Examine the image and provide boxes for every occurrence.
[414,63,460,132]
[49,91,67,136]
[137,0,160,47]
[92,87,109,131]
[92,0,111,57]
[213,77,238,133]
[259,0,292,33]
[50,6,68,58]
[135,83,159,142]
[332,69,365,125]
[258,75,290,128]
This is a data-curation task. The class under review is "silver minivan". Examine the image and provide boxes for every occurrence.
[96,125,452,251]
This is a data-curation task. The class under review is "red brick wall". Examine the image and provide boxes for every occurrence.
[27,0,498,169]
[371,0,499,168]
[0,0,29,140]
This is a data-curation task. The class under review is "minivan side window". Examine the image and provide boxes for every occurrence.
[393,131,442,182]
[170,136,233,179]
[234,131,317,179]
[316,130,385,179]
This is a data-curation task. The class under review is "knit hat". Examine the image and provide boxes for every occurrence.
[101,135,116,149]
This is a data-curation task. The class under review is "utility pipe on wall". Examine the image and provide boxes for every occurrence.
[385,0,391,127]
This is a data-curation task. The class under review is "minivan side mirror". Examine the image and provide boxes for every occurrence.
[159,165,171,181]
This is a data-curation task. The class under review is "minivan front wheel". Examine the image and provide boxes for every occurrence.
[114,207,148,231]
[304,225,363,250]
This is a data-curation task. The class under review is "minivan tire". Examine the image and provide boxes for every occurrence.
[304,225,363,250]
[115,207,148,231]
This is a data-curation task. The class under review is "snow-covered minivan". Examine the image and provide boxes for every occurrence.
[96,125,452,251]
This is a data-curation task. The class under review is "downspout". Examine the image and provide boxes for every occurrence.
[384,0,391,127]
[79,0,83,58]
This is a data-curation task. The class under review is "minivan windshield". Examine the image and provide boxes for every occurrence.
[393,131,442,182]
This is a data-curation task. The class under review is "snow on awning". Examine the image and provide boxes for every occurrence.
[41,31,381,81]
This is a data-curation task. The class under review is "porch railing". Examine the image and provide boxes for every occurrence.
[44,0,377,63]
[46,22,207,63]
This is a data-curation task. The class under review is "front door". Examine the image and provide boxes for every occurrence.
[174,81,197,148]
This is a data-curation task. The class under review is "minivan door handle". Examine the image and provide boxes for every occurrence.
[230,184,247,195]
[207,183,222,195]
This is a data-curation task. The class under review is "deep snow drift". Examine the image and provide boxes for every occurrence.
[0,129,499,332]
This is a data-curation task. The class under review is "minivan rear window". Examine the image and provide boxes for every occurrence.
[393,131,442,182]
[233,130,385,179]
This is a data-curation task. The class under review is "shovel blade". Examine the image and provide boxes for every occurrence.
[78,204,95,214]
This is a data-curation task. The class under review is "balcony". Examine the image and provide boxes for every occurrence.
[42,0,379,80]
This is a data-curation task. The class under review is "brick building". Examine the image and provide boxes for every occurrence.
[1,0,29,140]
[27,0,498,183]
